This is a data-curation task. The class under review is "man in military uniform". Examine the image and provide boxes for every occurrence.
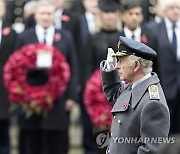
[100,36,170,154]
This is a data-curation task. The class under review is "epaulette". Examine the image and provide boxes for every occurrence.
[148,84,160,100]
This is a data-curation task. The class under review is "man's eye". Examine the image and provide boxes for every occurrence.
[116,58,119,63]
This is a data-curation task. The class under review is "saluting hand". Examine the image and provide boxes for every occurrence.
[106,48,117,71]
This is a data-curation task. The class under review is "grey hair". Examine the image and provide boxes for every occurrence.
[36,0,56,11]
[128,55,153,74]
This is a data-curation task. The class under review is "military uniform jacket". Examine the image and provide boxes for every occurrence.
[100,61,170,154]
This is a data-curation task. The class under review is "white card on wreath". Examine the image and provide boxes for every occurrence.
[36,50,53,68]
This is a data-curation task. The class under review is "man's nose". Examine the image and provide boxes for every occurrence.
[117,62,121,69]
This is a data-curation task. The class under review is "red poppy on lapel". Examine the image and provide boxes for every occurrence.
[141,35,148,44]
[125,81,129,84]
[54,33,61,42]
[61,15,70,22]
[2,27,11,36]
[122,103,128,110]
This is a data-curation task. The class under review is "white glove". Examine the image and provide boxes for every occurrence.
[106,48,117,71]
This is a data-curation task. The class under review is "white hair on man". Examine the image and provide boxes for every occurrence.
[161,0,180,11]
[36,0,56,11]
[128,55,153,74]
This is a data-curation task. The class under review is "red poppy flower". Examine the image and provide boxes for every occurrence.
[2,27,11,36]
[54,33,61,42]
[61,15,70,22]
[141,35,148,44]
[122,103,128,110]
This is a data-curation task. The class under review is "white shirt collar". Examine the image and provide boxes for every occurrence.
[0,20,2,29]
[124,26,141,42]
[85,11,96,34]
[35,24,55,46]
[164,17,174,29]
[55,8,63,29]
[132,73,151,89]
[0,20,2,43]
[85,11,95,20]
[154,16,162,23]
[56,8,63,17]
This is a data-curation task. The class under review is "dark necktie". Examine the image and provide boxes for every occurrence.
[172,25,177,56]
[44,30,47,44]
[131,33,135,40]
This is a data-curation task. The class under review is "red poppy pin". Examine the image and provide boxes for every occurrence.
[61,15,70,22]
[2,27,11,36]
[54,33,61,42]
[141,35,148,44]
[122,103,128,110]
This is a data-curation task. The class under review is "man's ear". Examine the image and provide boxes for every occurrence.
[134,60,141,72]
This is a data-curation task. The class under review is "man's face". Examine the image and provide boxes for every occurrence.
[154,0,164,19]
[117,56,135,83]
[100,10,119,30]
[83,0,99,14]
[122,7,143,31]
[51,0,65,8]
[165,4,180,23]
[35,5,55,28]
[0,1,5,19]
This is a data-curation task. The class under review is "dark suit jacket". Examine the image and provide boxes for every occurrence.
[154,20,180,101]
[0,22,16,119]
[62,9,80,52]
[15,27,79,130]
[79,14,91,54]
[78,14,93,87]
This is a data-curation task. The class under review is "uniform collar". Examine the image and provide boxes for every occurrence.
[131,72,160,108]
[132,73,151,89]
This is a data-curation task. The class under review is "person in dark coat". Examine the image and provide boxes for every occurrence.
[0,0,17,154]
[51,0,81,52]
[83,0,122,153]
[78,0,99,153]
[70,0,85,16]
[121,2,160,76]
[15,1,78,154]
[50,1,81,152]
[88,0,122,73]
[100,36,170,154]
[153,0,180,134]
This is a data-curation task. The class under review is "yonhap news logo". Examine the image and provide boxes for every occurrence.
[112,137,175,144]
[96,133,176,148]
[96,132,110,148]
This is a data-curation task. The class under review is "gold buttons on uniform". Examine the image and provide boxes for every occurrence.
[113,116,116,119]
[118,120,121,125]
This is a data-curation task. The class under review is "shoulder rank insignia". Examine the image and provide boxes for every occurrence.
[148,85,160,100]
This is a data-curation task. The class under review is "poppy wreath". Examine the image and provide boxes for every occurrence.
[84,69,112,131]
[3,43,70,118]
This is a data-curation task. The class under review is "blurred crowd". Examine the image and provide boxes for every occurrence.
[0,0,180,154]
